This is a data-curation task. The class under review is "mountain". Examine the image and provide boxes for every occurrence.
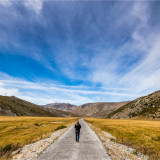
[2,90,159,118]
[43,103,78,111]
[44,107,79,117]
[71,102,129,117]
[108,90,160,119]
[0,95,78,117]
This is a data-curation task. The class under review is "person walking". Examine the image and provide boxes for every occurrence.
[75,120,81,142]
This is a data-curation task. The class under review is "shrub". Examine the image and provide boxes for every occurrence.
[34,123,40,126]
[54,125,67,131]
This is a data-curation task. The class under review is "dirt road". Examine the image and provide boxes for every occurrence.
[37,119,111,160]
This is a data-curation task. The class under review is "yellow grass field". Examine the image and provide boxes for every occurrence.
[85,118,160,159]
[0,116,78,159]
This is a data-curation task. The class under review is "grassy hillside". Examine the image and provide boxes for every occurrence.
[108,90,160,119]
[85,118,160,159]
[0,95,79,117]
[0,116,78,159]
[0,96,59,117]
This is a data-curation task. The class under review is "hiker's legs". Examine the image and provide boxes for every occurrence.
[75,132,80,142]
[76,132,78,141]
[77,132,80,141]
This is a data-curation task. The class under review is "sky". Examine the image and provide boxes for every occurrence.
[0,0,160,105]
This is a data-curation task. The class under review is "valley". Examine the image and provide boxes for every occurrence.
[0,90,160,159]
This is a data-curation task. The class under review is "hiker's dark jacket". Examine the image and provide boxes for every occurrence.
[75,124,81,132]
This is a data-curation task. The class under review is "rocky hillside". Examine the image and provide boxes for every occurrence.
[108,90,160,119]
[71,102,129,117]
[44,107,79,117]
[0,95,78,117]
[43,103,78,111]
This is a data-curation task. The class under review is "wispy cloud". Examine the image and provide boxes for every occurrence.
[0,1,160,104]
[86,2,160,95]
[23,0,43,14]
[0,72,138,105]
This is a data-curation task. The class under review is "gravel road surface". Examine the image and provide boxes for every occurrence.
[37,119,111,160]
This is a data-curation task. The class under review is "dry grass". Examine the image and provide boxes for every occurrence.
[85,118,160,159]
[0,116,78,159]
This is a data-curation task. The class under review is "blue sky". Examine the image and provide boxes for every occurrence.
[0,0,160,105]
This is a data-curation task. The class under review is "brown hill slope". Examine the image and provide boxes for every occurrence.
[0,95,78,117]
[108,90,160,119]
[71,102,129,117]
[43,103,77,111]
[44,107,80,117]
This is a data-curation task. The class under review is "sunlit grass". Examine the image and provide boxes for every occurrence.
[0,116,78,158]
[85,118,160,159]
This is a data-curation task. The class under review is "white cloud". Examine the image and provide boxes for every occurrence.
[0,2,159,104]
[121,37,160,93]
[118,3,160,94]
[0,72,138,105]
[86,2,160,96]
[0,0,11,6]
[0,79,137,97]
[0,0,43,14]
[23,0,43,14]
[0,87,19,96]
